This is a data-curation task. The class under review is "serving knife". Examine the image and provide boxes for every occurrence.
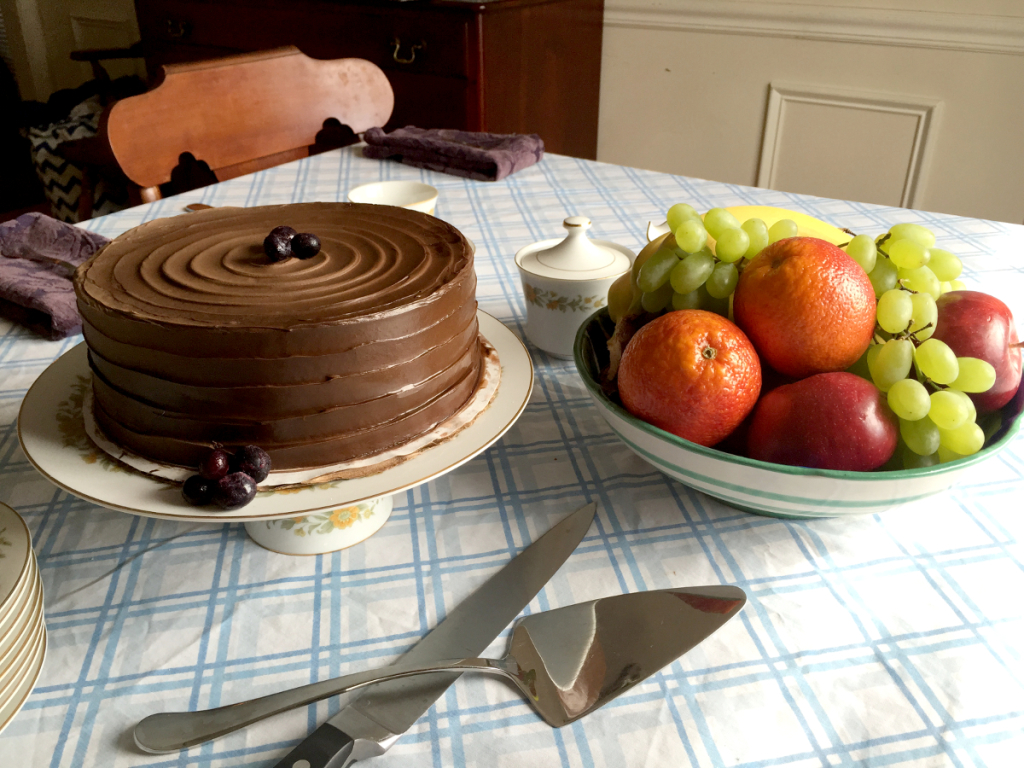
[271,501,595,768]
[136,502,596,763]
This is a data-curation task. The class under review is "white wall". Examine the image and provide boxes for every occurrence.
[598,0,1024,223]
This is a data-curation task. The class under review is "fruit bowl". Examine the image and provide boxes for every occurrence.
[574,309,1024,519]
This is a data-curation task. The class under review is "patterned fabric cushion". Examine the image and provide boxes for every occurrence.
[23,96,128,223]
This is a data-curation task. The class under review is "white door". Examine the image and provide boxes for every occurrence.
[1,0,143,102]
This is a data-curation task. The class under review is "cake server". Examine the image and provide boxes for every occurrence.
[135,586,745,754]
[134,501,598,759]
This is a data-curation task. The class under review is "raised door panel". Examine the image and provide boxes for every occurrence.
[759,83,941,209]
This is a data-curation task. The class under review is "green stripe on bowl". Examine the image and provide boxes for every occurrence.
[609,422,943,513]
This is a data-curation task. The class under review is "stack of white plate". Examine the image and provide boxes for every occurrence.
[0,502,46,734]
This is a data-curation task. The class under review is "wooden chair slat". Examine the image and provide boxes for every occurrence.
[104,46,394,190]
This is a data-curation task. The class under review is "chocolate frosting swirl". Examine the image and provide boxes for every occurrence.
[78,203,471,326]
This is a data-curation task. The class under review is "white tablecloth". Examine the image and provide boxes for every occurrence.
[2,146,1022,767]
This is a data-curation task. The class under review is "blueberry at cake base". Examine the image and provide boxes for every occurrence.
[74,203,484,471]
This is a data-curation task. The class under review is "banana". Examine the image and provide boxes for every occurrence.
[722,205,850,246]
[647,206,849,247]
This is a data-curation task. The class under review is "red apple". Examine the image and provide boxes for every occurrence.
[747,372,898,470]
[932,291,1022,414]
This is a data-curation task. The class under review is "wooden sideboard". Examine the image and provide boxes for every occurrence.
[133,0,603,159]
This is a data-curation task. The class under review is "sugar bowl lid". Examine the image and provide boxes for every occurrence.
[515,217,633,282]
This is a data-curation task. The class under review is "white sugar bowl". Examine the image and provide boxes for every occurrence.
[515,216,634,358]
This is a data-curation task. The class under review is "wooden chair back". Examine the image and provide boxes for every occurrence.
[104,46,394,201]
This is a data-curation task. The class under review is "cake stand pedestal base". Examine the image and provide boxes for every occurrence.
[243,495,393,555]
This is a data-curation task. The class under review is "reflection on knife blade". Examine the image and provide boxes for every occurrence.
[272,502,597,768]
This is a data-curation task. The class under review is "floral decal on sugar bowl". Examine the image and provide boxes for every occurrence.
[515,217,634,358]
[523,282,607,313]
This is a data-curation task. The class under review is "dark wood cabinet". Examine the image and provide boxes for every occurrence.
[133,0,604,159]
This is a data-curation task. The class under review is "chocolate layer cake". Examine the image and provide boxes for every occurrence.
[74,203,482,470]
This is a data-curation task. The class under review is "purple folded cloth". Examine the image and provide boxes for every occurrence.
[0,212,109,339]
[363,126,544,182]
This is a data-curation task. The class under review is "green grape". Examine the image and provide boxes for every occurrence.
[888,239,930,270]
[669,248,715,295]
[915,338,958,384]
[901,416,940,456]
[703,208,740,240]
[868,257,898,297]
[640,282,674,313]
[928,389,969,430]
[671,289,701,311]
[887,378,930,421]
[666,203,700,231]
[869,339,913,392]
[898,265,940,299]
[705,262,739,299]
[844,234,877,273]
[948,388,976,423]
[951,357,996,393]
[715,228,750,263]
[938,421,985,456]
[768,219,798,244]
[889,223,936,248]
[927,248,962,281]
[674,218,708,254]
[902,447,939,469]
[939,281,953,295]
[697,284,729,317]
[937,445,965,463]
[908,292,938,340]
[876,289,913,334]
[741,218,769,259]
[637,247,681,293]
[950,279,967,291]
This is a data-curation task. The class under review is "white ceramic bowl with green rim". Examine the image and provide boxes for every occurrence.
[574,309,1024,519]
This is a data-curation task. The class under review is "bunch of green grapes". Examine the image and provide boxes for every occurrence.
[634,204,797,317]
[848,223,995,468]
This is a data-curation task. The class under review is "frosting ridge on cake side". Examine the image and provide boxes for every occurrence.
[75,203,482,470]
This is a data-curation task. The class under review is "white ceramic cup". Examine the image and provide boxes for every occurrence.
[347,181,439,214]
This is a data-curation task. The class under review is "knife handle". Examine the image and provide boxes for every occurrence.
[273,722,355,768]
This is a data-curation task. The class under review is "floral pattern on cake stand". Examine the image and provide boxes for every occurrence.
[18,312,532,556]
[244,497,392,555]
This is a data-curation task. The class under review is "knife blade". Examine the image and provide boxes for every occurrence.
[272,501,597,768]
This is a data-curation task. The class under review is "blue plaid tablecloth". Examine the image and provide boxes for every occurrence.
[2,146,1022,767]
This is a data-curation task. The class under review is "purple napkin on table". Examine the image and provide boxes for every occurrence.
[363,126,544,182]
[0,212,109,339]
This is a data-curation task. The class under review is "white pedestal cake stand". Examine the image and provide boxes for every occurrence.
[18,312,533,555]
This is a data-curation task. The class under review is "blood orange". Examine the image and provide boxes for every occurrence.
[617,310,761,447]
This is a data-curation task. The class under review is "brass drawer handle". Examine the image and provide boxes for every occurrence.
[165,19,192,39]
[391,37,425,65]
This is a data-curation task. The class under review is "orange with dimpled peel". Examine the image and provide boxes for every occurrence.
[617,310,762,447]
[733,237,876,378]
